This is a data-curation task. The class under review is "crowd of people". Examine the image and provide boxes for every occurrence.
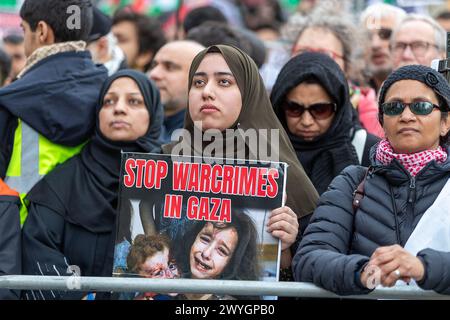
[1,0,450,300]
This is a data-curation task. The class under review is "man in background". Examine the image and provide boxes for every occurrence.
[149,41,205,144]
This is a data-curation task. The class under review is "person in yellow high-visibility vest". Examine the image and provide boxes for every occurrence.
[0,0,108,224]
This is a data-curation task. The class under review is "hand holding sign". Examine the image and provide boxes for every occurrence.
[266,205,299,251]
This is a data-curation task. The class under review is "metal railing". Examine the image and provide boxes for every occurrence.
[0,275,448,300]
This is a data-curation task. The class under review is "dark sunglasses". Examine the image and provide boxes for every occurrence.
[381,101,441,116]
[283,101,337,120]
[375,28,392,40]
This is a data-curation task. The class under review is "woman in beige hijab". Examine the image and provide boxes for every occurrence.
[162,45,318,275]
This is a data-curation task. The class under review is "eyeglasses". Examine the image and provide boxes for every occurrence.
[283,101,337,120]
[392,41,438,57]
[291,46,345,61]
[370,28,392,40]
[381,101,441,116]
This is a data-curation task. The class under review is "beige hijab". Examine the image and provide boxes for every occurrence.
[162,45,318,217]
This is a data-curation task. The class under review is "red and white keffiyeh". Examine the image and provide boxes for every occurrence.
[376,139,448,177]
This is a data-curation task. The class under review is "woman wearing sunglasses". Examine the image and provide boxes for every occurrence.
[293,64,450,295]
[287,12,384,138]
[271,52,380,195]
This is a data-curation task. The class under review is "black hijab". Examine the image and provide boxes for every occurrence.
[163,45,319,218]
[271,52,359,195]
[27,70,164,233]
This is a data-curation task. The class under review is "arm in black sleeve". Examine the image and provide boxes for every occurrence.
[416,249,450,295]
[292,165,372,296]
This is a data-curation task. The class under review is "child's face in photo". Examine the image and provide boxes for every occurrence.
[138,247,179,279]
[189,222,238,279]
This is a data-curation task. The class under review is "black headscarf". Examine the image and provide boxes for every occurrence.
[27,70,164,233]
[163,45,318,218]
[271,52,359,195]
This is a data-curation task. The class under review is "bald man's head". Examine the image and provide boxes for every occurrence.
[149,40,205,116]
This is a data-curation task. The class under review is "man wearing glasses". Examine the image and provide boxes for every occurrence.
[391,14,446,70]
[361,3,406,93]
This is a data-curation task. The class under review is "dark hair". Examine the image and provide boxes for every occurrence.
[186,22,266,68]
[183,6,227,34]
[20,0,94,42]
[3,34,24,45]
[240,0,286,31]
[127,234,171,274]
[0,49,11,86]
[178,212,260,281]
[187,22,251,55]
[112,8,166,72]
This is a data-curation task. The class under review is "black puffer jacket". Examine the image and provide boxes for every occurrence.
[293,145,450,295]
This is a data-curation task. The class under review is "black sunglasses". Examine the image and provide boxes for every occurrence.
[381,101,441,116]
[377,28,392,40]
[283,101,337,120]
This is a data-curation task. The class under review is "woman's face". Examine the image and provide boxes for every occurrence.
[138,247,179,279]
[99,77,150,141]
[284,82,336,141]
[383,80,450,154]
[189,53,243,131]
[189,222,238,279]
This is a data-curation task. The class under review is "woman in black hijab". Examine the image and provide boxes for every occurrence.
[21,70,163,300]
[271,52,379,195]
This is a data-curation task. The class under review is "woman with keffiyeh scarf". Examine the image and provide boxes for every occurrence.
[293,64,450,296]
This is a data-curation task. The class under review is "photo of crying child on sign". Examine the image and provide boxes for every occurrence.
[112,153,286,300]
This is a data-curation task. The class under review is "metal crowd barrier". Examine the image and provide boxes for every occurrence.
[0,276,448,300]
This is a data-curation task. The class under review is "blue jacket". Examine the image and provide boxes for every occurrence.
[0,51,108,177]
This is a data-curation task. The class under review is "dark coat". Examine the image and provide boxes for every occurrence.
[0,179,21,300]
[0,51,108,177]
[293,146,450,295]
[21,201,114,300]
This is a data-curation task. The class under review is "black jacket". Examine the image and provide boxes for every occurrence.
[21,202,114,300]
[293,146,450,295]
[0,180,21,300]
